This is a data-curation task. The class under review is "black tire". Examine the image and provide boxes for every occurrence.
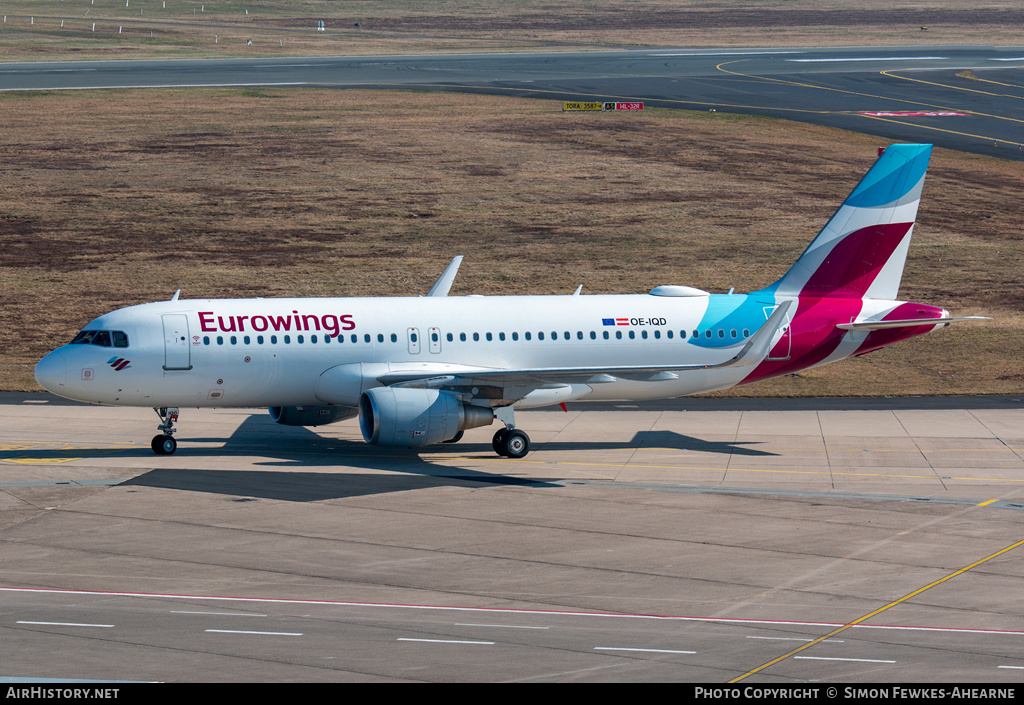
[151,435,177,455]
[492,428,508,456]
[503,429,530,459]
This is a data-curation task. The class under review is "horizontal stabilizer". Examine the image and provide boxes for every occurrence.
[837,316,989,332]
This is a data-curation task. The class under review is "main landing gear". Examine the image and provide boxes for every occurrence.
[492,427,530,458]
[151,407,179,455]
[489,405,530,458]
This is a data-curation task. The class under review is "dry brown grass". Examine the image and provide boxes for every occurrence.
[1,0,1023,59]
[0,87,1020,396]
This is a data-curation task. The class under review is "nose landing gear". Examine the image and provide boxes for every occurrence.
[151,407,179,455]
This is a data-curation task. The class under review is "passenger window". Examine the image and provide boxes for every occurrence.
[538,332,545,341]
[217,336,224,345]
[525,332,532,341]
[603,331,609,340]
[284,335,291,344]
[615,331,622,340]
[511,332,518,341]
[258,335,264,344]
[377,334,384,343]
[271,335,278,344]
[203,336,210,345]
[364,334,371,343]
[244,335,251,345]
[743,329,750,338]
[473,332,480,342]
[231,335,238,345]
[486,332,493,342]
[460,333,467,342]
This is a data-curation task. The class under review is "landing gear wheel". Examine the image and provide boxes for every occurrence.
[492,428,509,456]
[503,429,530,459]
[151,434,177,455]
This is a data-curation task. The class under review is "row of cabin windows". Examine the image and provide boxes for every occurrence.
[201,328,753,347]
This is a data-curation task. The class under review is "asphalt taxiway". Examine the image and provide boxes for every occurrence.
[1,395,1022,682]
[3,45,1024,159]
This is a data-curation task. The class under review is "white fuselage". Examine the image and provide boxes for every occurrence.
[36,291,781,410]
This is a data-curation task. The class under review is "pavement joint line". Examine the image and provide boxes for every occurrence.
[728,536,1024,683]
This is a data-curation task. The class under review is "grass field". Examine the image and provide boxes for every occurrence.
[1,0,1024,59]
[1,87,1020,397]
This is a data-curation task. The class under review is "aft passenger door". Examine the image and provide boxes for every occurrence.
[764,305,791,361]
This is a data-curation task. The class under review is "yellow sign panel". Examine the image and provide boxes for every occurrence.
[562,102,606,111]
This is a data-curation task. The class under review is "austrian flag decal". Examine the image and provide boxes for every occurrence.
[107,357,131,371]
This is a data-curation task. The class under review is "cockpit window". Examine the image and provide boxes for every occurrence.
[69,330,129,348]
[70,330,97,345]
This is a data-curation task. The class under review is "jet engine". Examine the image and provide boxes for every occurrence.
[268,405,357,427]
[359,387,493,447]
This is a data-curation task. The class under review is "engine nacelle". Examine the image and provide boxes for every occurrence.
[268,405,357,427]
[359,387,493,447]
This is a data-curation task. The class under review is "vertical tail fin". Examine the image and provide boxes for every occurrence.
[770,144,932,299]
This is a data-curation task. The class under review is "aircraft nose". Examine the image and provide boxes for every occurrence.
[34,349,67,393]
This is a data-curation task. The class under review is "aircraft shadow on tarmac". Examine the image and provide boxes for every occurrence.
[7,412,775,501]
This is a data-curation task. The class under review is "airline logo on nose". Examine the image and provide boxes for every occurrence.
[107,357,131,371]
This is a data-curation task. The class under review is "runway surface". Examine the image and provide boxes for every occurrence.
[2,45,1024,159]
[1,395,1022,682]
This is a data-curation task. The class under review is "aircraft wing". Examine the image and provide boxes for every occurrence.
[375,300,792,389]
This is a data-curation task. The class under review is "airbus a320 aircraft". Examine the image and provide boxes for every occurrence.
[35,144,984,458]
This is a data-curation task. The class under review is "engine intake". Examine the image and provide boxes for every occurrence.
[359,387,493,447]
[268,405,357,427]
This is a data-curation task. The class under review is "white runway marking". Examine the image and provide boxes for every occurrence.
[595,647,695,654]
[795,655,896,663]
[17,621,113,628]
[205,629,302,636]
[789,57,947,62]
[398,638,494,645]
[455,622,550,629]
